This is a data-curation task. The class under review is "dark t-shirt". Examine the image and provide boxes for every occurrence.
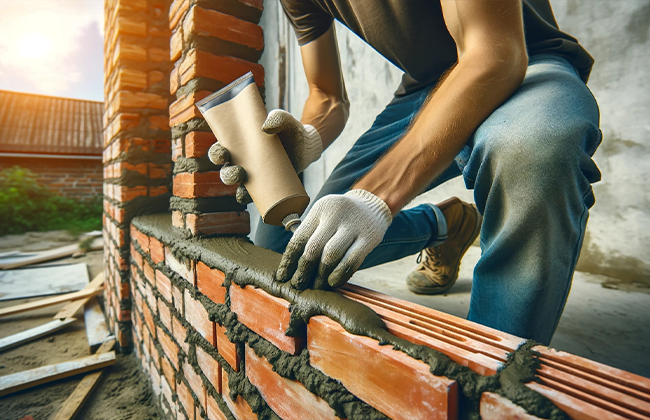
[280,0,594,96]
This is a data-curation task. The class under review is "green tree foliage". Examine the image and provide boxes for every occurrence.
[0,166,102,235]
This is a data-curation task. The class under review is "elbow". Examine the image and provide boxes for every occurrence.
[464,42,528,91]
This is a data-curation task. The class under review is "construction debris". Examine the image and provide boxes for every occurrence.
[83,296,113,353]
[0,282,103,318]
[0,318,76,352]
[54,273,105,320]
[0,351,116,397]
[0,263,89,301]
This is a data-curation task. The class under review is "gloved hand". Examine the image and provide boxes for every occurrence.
[276,189,393,290]
[208,109,323,204]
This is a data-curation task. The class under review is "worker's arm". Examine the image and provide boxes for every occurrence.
[354,0,528,214]
[298,23,350,150]
[277,0,528,289]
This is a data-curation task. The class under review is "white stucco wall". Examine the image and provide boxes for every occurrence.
[260,0,650,283]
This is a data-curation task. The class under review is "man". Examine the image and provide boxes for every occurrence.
[210,0,601,345]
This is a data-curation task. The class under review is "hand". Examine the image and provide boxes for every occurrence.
[276,189,393,290]
[208,109,323,204]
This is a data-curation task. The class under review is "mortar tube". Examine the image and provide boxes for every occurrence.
[282,213,301,233]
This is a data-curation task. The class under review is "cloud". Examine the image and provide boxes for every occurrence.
[0,0,103,100]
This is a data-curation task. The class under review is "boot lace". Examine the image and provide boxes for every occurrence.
[416,246,443,273]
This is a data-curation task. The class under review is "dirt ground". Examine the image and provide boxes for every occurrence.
[0,231,163,420]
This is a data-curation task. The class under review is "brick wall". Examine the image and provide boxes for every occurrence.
[128,214,650,420]
[0,157,103,201]
[102,0,174,351]
[167,0,263,237]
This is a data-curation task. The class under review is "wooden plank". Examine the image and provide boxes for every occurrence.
[84,296,112,353]
[50,340,115,420]
[0,286,103,318]
[0,244,80,270]
[54,273,105,320]
[0,318,76,352]
[0,351,116,397]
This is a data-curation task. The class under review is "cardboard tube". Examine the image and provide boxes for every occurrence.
[196,72,310,226]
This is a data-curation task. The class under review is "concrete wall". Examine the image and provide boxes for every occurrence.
[260,0,650,283]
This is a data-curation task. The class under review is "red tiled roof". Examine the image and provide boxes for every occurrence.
[0,90,103,156]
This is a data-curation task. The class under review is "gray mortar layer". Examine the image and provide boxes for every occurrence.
[132,242,275,420]
[133,214,569,420]
[173,156,217,174]
[170,196,245,214]
[105,169,170,188]
[104,194,171,228]
[191,36,263,63]
[132,239,379,419]
[171,118,212,140]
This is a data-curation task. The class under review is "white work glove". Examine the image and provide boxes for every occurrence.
[276,189,393,290]
[208,109,323,204]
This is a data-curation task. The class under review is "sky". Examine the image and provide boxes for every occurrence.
[0,0,104,101]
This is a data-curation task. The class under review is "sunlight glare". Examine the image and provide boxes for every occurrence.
[17,33,52,59]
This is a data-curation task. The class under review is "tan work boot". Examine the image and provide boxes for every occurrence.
[406,197,482,295]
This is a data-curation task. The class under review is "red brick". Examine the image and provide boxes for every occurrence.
[161,353,177,392]
[130,225,150,253]
[169,0,190,30]
[173,315,190,354]
[159,298,172,331]
[245,345,338,420]
[118,281,130,300]
[183,7,263,51]
[151,340,162,370]
[149,163,172,179]
[150,237,165,264]
[131,244,142,269]
[184,360,207,409]
[179,49,264,87]
[185,212,250,236]
[222,370,256,420]
[115,67,147,91]
[207,395,228,420]
[196,262,226,304]
[158,325,179,369]
[177,379,195,420]
[146,283,157,315]
[153,138,171,153]
[170,29,183,61]
[142,300,156,338]
[184,131,215,158]
[114,90,168,111]
[173,171,237,199]
[162,375,177,416]
[184,289,214,344]
[169,91,210,126]
[144,260,156,284]
[165,247,195,283]
[196,346,221,394]
[216,323,239,371]
[170,63,181,95]
[480,392,542,420]
[230,285,303,355]
[308,316,458,420]
[156,270,173,303]
[149,114,170,131]
[172,210,185,229]
[173,284,184,316]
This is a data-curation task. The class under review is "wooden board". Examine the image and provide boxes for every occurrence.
[84,296,113,352]
[0,244,80,270]
[0,286,103,318]
[0,263,89,301]
[55,273,105,320]
[50,340,115,420]
[0,351,116,397]
[0,318,76,352]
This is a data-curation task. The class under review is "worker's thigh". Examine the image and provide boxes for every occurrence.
[461,54,602,344]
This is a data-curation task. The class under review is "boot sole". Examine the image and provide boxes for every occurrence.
[407,204,482,295]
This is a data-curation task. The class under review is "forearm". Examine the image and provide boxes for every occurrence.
[354,52,527,215]
[301,86,349,150]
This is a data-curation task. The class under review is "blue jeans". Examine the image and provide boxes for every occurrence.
[256,55,602,344]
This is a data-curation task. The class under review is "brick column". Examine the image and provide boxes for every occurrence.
[168,0,264,237]
[102,0,173,351]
